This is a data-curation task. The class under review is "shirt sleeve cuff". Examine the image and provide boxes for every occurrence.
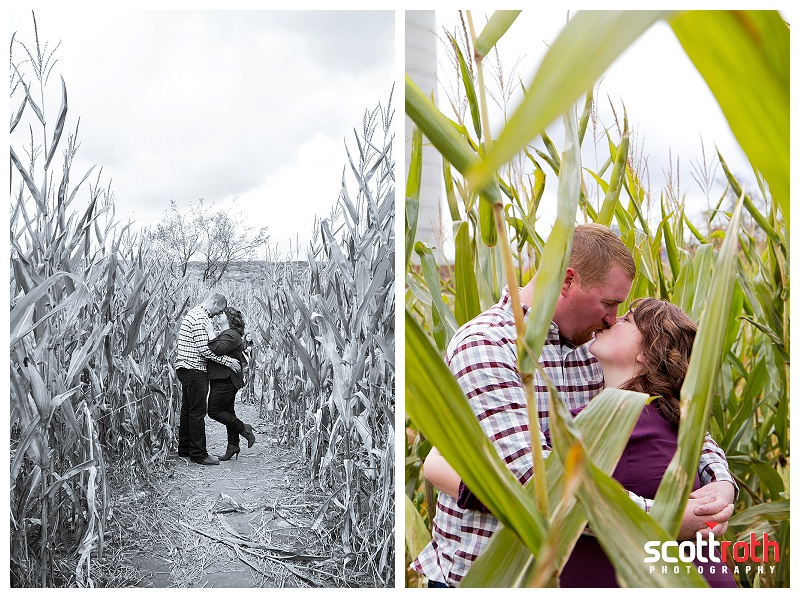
[628,491,653,513]
[457,481,490,513]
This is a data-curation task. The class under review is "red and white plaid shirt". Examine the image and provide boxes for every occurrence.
[411,287,736,587]
[175,305,238,372]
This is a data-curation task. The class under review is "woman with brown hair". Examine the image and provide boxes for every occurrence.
[555,297,736,587]
[206,307,256,461]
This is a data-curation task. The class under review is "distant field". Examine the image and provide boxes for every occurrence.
[183,260,310,285]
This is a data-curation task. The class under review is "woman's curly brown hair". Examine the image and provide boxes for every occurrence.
[224,307,245,336]
[618,298,697,426]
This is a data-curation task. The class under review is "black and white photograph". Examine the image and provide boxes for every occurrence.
[9,8,395,588]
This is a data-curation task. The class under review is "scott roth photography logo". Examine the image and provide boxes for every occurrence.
[643,532,780,577]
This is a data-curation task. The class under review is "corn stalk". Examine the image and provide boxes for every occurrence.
[10,17,186,586]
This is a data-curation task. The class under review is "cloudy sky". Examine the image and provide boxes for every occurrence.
[9,9,394,257]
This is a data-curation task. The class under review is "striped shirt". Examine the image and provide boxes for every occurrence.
[175,305,237,372]
[410,287,736,587]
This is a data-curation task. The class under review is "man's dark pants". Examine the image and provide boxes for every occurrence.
[177,368,209,460]
[428,580,451,588]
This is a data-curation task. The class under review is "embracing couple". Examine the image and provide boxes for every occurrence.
[174,292,256,466]
[411,223,738,588]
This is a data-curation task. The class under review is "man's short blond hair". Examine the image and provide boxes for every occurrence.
[569,223,636,288]
[205,292,227,309]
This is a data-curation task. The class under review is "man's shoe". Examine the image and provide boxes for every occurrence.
[193,455,219,466]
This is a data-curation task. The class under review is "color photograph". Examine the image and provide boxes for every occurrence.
[404,9,789,588]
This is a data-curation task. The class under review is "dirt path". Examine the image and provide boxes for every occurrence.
[127,402,342,588]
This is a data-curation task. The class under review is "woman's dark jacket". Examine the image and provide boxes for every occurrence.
[207,329,245,389]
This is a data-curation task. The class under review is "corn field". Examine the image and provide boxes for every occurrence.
[209,95,397,581]
[405,10,788,588]
[10,17,394,588]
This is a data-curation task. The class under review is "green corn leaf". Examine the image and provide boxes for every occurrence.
[406,74,501,205]
[406,75,475,177]
[687,244,716,321]
[596,115,630,226]
[468,11,669,191]
[578,87,594,145]
[579,461,708,587]
[660,196,682,281]
[670,10,789,231]
[443,159,460,221]
[518,107,580,375]
[747,460,785,502]
[539,129,561,173]
[479,195,498,247]
[414,242,457,350]
[585,168,609,194]
[405,310,548,556]
[728,499,790,528]
[405,494,432,562]
[650,196,745,537]
[534,147,559,175]
[463,387,651,587]
[454,221,481,326]
[717,151,782,244]
[405,197,420,276]
[474,11,522,59]
[447,32,481,140]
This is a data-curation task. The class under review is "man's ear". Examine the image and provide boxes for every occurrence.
[562,267,576,293]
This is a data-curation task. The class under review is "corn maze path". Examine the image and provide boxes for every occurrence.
[128,402,339,588]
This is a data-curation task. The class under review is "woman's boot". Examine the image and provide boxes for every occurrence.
[218,444,240,461]
[241,424,256,448]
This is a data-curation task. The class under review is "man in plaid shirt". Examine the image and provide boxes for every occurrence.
[175,292,242,465]
[411,224,737,587]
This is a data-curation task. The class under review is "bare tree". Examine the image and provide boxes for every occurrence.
[152,198,268,283]
[151,199,202,277]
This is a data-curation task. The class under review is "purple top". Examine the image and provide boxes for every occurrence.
[558,403,736,588]
[459,403,737,587]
